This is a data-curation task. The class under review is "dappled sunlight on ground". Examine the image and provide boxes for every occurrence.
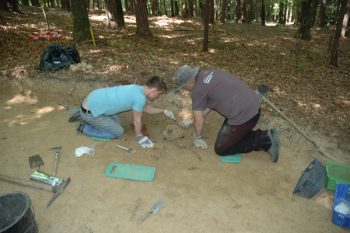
[2,105,55,127]
[6,91,38,105]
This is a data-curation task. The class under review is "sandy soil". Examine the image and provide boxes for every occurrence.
[0,78,349,233]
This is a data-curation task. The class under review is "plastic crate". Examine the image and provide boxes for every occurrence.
[332,184,350,228]
[293,159,326,199]
[326,161,350,191]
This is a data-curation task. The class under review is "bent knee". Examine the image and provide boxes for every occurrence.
[111,127,125,138]
[214,145,225,156]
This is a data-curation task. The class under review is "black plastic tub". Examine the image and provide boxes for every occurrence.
[0,192,38,233]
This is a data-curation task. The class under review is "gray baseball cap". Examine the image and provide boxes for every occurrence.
[172,65,200,92]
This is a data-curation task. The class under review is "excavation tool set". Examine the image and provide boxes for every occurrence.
[0,146,70,208]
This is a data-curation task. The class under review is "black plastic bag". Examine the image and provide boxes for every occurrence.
[38,44,80,71]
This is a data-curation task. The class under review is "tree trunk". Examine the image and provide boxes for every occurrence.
[175,0,179,15]
[163,0,168,15]
[22,0,30,6]
[318,0,326,27]
[209,0,214,23]
[220,0,227,23]
[189,0,194,16]
[236,0,242,23]
[106,0,118,20]
[31,0,41,7]
[61,0,71,11]
[203,0,210,52]
[298,0,312,40]
[171,0,175,16]
[152,0,159,15]
[261,0,266,25]
[278,1,284,24]
[310,0,319,26]
[116,0,125,27]
[71,0,91,43]
[341,0,350,37]
[135,0,153,37]
[329,0,348,66]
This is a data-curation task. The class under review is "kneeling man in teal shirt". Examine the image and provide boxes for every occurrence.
[78,76,175,148]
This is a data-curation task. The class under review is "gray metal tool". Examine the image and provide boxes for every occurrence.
[0,173,70,208]
[49,146,62,175]
[137,199,164,224]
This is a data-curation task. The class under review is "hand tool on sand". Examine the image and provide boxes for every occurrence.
[116,144,136,153]
[137,199,164,224]
[0,174,70,208]
[49,146,62,175]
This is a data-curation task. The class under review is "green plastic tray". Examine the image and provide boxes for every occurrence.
[105,162,156,182]
[326,160,350,191]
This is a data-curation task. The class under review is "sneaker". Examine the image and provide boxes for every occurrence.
[68,111,81,123]
[267,128,280,163]
[76,121,86,133]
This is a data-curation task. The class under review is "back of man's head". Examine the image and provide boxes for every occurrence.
[145,76,166,92]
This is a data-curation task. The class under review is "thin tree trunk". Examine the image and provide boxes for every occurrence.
[71,0,91,42]
[171,0,175,16]
[310,0,319,26]
[236,0,242,23]
[152,0,159,15]
[220,0,227,23]
[298,0,312,40]
[163,0,168,15]
[318,0,326,27]
[116,0,125,27]
[209,0,214,23]
[22,0,30,6]
[135,0,153,37]
[61,0,71,11]
[31,0,41,7]
[203,0,210,52]
[261,0,266,25]
[329,0,348,66]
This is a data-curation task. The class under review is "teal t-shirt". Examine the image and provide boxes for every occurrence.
[86,84,146,117]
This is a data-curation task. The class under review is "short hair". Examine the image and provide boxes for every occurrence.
[145,76,166,92]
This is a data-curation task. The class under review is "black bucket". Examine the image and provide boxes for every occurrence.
[0,192,38,233]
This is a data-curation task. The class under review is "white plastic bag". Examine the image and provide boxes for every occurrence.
[75,146,95,157]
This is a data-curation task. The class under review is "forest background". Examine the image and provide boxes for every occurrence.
[0,0,349,156]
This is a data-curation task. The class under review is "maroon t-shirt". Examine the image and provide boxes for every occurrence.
[191,69,260,125]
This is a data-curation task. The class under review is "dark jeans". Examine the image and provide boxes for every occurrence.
[214,111,271,156]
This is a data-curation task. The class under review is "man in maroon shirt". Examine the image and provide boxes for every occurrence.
[173,65,280,162]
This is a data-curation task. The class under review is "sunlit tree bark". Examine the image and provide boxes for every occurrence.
[135,0,153,37]
[341,0,350,37]
[329,0,348,66]
[71,0,91,42]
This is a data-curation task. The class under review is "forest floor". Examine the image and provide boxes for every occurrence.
[0,7,349,233]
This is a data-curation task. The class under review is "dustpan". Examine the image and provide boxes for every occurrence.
[105,162,156,182]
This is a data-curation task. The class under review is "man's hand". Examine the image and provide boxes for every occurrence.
[135,134,154,148]
[163,109,176,120]
[194,135,208,149]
